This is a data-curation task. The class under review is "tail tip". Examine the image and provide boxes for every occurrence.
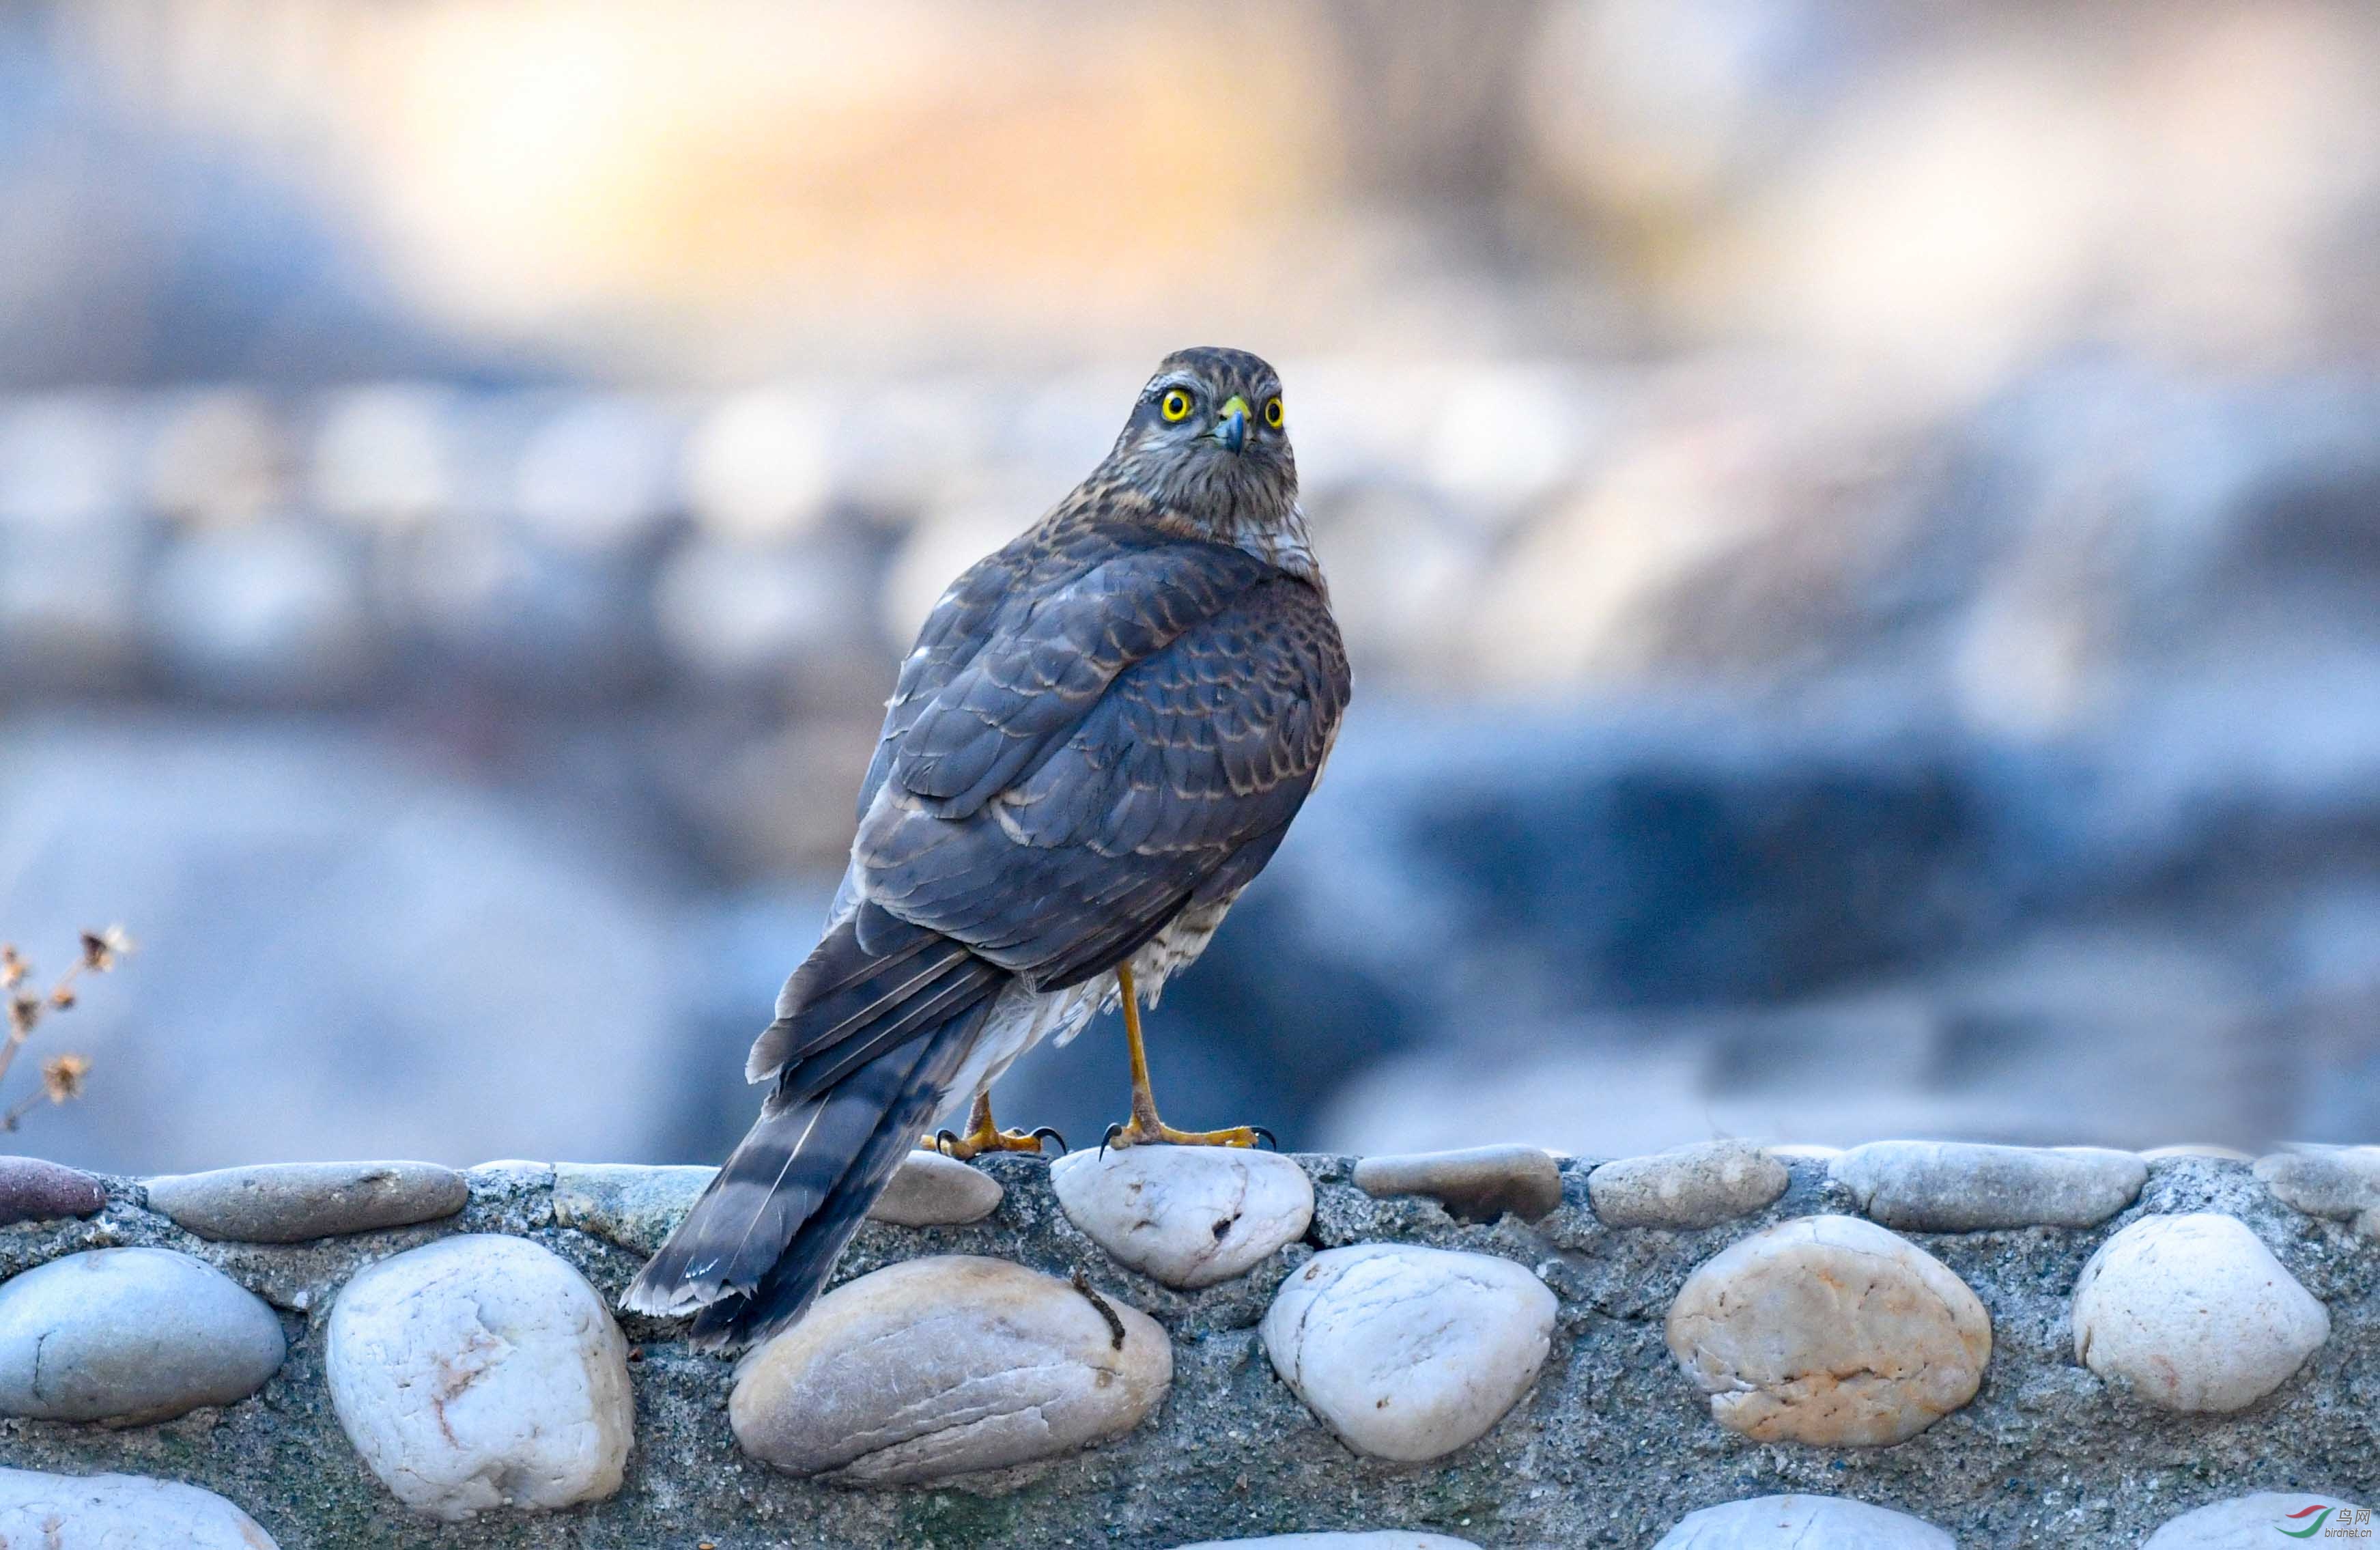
[621,1262,723,1320]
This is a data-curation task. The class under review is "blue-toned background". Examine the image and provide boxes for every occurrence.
[3,0,2375,1171]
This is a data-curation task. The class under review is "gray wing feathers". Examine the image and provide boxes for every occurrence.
[851,569,1349,989]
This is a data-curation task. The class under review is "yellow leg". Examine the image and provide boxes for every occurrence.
[926,1091,1061,1159]
[1104,964,1273,1150]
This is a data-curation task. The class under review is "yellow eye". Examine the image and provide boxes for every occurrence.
[1160,388,1193,422]
[1263,395,1284,429]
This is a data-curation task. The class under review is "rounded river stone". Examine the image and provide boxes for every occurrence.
[0,1465,280,1547]
[732,1254,1171,1484]
[1261,1243,1556,1463]
[327,1234,633,1519]
[0,1156,107,1226]
[1654,1493,1957,1548]
[1587,1141,1787,1229]
[1170,1536,1484,1549]
[144,1160,468,1243]
[872,1149,1004,1227]
[2142,1491,2372,1547]
[1352,1145,1563,1224]
[0,1247,285,1423]
[1830,1140,2144,1230]
[1052,1145,1312,1288]
[2071,1213,2329,1412]
[1665,1214,1990,1446]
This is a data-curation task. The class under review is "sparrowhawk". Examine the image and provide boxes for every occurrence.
[625,347,1350,1349]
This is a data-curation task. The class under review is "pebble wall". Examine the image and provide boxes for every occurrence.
[0,1142,2372,1548]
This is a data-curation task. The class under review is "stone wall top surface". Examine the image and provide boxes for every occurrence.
[0,1144,2370,1549]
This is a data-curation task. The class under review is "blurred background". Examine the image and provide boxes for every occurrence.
[3,0,2377,1174]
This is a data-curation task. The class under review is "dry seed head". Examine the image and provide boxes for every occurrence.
[80,927,133,972]
[42,1053,89,1103]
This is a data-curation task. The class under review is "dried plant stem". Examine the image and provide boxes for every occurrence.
[0,1019,33,1093]
[0,1085,42,1131]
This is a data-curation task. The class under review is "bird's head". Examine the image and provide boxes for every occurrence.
[1106,347,1303,558]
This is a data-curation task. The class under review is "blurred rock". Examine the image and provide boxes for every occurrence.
[513,397,679,552]
[681,387,834,542]
[311,384,454,529]
[0,395,139,530]
[1302,482,1489,679]
[0,522,146,692]
[397,518,653,689]
[149,518,372,700]
[147,391,288,526]
[880,495,1037,648]
[652,535,873,680]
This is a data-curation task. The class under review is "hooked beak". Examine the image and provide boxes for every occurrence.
[1213,395,1249,453]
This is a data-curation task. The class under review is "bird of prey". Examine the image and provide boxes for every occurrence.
[625,347,1350,1349]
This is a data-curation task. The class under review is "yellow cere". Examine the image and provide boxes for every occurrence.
[1161,388,1193,421]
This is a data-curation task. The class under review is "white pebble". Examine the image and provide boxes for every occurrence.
[1170,1536,1483,1549]
[2142,1491,2372,1547]
[1352,1145,1563,1223]
[1051,1146,1313,1288]
[871,1149,1004,1226]
[1665,1215,1990,1446]
[0,1466,280,1548]
[0,1248,285,1424]
[1588,1141,1787,1229]
[2071,1213,2329,1413]
[1654,1493,1957,1547]
[326,1235,633,1520]
[1830,1141,2144,1230]
[732,1254,1171,1484]
[1260,1243,1555,1463]
[2255,1147,2380,1239]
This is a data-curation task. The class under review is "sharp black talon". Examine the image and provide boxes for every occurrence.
[1252,1126,1279,1151]
[1032,1126,1068,1157]
[933,1129,961,1156]
[1100,1122,1124,1159]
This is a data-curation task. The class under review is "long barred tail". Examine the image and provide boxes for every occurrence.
[624,913,1004,1349]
